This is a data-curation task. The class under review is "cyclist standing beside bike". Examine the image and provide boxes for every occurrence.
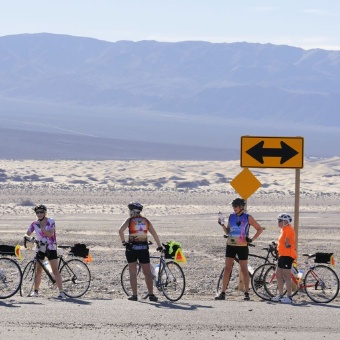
[215,198,263,301]
[24,204,66,299]
[119,202,163,302]
[271,213,296,304]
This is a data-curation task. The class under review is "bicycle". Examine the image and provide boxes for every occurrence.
[216,238,278,295]
[251,252,339,303]
[121,243,186,302]
[0,245,23,299]
[20,239,91,298]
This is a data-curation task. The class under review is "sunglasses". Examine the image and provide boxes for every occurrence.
[278,219,284,223]
[36,210,45,214]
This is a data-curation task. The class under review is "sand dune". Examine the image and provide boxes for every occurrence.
[0,157,339,216]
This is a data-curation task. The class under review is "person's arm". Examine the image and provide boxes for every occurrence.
[24,223,35,238]
[148,221,162,248]
[118,218,130,244]
[248,215,263,242]
[42,220,55,238]
[219,215,230,236]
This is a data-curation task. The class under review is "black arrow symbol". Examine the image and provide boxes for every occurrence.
[246,141,298,164]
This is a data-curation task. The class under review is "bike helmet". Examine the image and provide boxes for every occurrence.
[231,198,246,207]
[277,213,292,223]
[127,202,143,212]
[34,204,47,212]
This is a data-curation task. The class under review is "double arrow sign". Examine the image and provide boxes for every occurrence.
[241,136,304,169]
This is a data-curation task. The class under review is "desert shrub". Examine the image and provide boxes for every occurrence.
[19,199,35,207]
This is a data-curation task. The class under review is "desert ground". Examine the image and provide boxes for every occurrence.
[0,158,339,303]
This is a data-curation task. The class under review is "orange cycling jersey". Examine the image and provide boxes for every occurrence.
[277,224,297,259]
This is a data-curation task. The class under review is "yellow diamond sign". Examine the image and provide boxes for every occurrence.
[230,168,262,200]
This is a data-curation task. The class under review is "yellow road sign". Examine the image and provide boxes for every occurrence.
[230,168,262,200]
[241,136,304,168]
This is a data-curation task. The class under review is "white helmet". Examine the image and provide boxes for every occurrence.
[277,213,292,224]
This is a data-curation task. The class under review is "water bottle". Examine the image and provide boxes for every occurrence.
[150,263,155,277]
[247,263,254,275]
[297,270,304,280]
[43,260,52,274]
[154,264,160,278]
[218,212,225,225]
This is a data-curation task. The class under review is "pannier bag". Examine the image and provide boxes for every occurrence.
[315,252,335,266]
[163,241,187,263]
[70,243,89,258]
[0,245,23,260]
[0,245,15,256]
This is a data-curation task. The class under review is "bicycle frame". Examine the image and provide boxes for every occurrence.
[150,253,169,289]
[32,255,68,285]
[268,263,328,291]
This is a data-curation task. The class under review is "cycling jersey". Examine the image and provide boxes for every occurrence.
[27,217,57,250]
[128,216,150,244]
[227,213,250,246]
[277,224,297,259]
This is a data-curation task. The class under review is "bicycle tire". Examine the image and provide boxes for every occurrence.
[160,261,185,301]
[60,259,91,298]
[216,254,268,295]
[304,265,340,303]
[0,257,22,299]
[20,260,36,297]
[251,263,280,301]
[120,263,144,296]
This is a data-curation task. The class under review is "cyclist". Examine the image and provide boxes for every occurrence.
[271,213,296,304]
[215,198,263,301]
[119,201,163,302]
[24,204,66,299]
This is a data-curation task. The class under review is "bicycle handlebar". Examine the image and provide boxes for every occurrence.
[23,235,36,248]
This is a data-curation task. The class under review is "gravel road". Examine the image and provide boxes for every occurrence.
[1,297,339,339]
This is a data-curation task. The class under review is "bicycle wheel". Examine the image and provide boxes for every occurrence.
[60,259,91,298]
[217,255,267,294]
[251,263,279,301]
[0,257,22,299]
[247,255,269,278]
[160,261,185,301]
[304,265,340,303]
[20,260,36,297]
[120,263,145,296]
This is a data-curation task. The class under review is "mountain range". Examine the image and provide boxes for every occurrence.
[0,33,339,159]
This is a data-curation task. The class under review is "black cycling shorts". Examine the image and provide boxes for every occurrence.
[277,256,294,269]
[39,249,58,261]
[126,248,150,264]
[225,245,249,260]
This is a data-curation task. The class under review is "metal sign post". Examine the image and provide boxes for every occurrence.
[294,169,301,253]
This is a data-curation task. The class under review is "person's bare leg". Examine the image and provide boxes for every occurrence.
[141,263,154,294]
[221,257,234,292]
[128,262,138,296]
[239,260,249,292]
[276,267,284,296]
[50,258,63,292]
[34,262,43,291]
[282,268,292,296]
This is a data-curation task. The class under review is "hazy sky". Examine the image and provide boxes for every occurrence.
[1,0,340,50]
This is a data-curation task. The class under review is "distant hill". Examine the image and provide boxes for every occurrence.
[0,33,339,159]
[0,127,237,161]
